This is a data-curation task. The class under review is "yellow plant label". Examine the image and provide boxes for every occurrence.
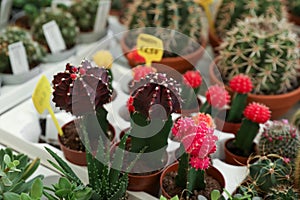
[32,75,63,136]
[195,0,215,35]
[137,34,163,66]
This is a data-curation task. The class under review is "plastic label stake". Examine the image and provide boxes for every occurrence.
[94,0,111,33]
[195,0,215,35]
[42,20,66,53]
[0,0,13,24]
[8,41,30,75]
[137,34,163,67]
[32,75,63,136]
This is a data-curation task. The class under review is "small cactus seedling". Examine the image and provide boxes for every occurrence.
[0,26,45,73]
[258,119,300,161]
[234,102,271,156]
[31,7,79,50]
[171,113,218,198]
[215,0,285,39]
[218,16,300,95]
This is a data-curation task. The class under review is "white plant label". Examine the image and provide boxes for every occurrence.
[94,0,111,33]
[8,42,30,75]
[42,20,66,53]
[0,0,13,24]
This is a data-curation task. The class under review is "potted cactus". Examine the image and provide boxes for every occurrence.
[160,113,225,199]
[179,70,202,116]
[123,72,181,196]
[121,0,206,74]
[51,60,115,166]
[12,0,52,29]
[287,0,300,25]
[224,102,271,166]
[258,119,300,161]
[210,16,300,119]
[236,154,298,199]
[44,132,142,200]
[0,148,43,199]
[210,0,285,52]
[214,74,253,135]
[69,0,109,43]
[0,26,45,85]
[31,7,79,62]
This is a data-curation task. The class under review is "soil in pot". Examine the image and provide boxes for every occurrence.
[162,170,222,200]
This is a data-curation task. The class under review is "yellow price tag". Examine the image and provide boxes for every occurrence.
[137,34,163,66]
[32,75,63,136]
[195,0,215,35]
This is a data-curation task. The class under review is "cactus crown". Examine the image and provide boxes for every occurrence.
[0,148,42,198]
[215,0,285,39]
[52,60,112,116]
[124,0,203,57]
[31,7,79,50]
[218,16,300,95]
[69,0,99,32]
[258,120,300,160]
[0,26,45,73]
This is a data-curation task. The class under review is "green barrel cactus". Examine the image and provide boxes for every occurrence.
[218,16,300,95]
[258,120,300,161]
[31,8,79,50]
[265,185,298,200]
[0,26,45,73]
[69,0,99,32]
[215,0,285,39]
[124,0,203,57]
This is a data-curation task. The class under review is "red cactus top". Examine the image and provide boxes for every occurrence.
[132,65,156,81]
[183,70,202,89]
[127,48,146,64]
[205,85,230,109]
[243,102,271,123]
[229,74,253,94]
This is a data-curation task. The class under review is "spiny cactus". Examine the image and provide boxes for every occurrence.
[265,185,298,200]
[247,155,293,195]
[215,0,285,39]
[0,26,46,73]
[69,0,99,32]
[292,109,300,131]
[258,120,300,161]
[288,0,300,17]
[31,8,79,50]
[0,148,43,199]
[124,0,203,57]
[218,16,300,95]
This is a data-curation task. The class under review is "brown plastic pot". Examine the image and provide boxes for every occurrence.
[160,162,225,198]
[288,12,300,26]
[215,117,241,135]
[58,120,116,166]
[120,35,207,74]
[224,138,257,166]
[209,58,300,119]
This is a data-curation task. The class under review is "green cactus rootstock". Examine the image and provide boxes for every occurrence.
[218,16,300,95]
[215,0,285,39]
[258,120,300,160]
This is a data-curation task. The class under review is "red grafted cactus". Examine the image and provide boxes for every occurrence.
[52,60,112,116]
[126,48,146,66]
[229,74,253,94]
[132,65,156,81]
[244,102,271,124]
[129,73,181,119]
[183,70,202,89]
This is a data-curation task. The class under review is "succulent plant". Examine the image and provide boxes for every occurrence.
[0,26,46,73]
[234,102,271,156]
[292,109,300,131]
[218,16,300,95]
[45,132,141,200]
[258,119,300,161]
[124,0,203,57]
[265,185,298,200]
[68,0,100,32]
[31,7,79,50]
[169,113,218,198]
[0,148,43,199]
[288,0,300,17]
[126,72,181,167]
[52,60,112,147]
[214,0,285,39]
